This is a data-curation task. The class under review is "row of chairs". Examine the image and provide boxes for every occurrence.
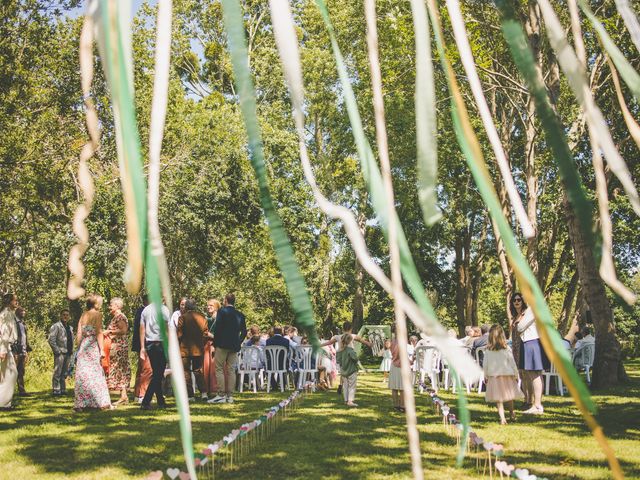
[236,345,319,393]
[414,343,596,396]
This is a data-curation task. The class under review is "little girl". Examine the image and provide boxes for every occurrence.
[336,334,359,407]
[484,324,523,424]
[379,339,392,382]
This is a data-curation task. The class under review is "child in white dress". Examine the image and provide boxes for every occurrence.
[484,324,523,424]
[379,339,392,382]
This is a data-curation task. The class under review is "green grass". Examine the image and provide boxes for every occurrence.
[1,360,639,479]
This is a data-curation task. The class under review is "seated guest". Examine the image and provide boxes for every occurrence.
[463,326,479,348]
[471,324,490,362]
[574,326,595,351]
[266,326,290,366]
[288,326,302,346]
[243,325,265,347]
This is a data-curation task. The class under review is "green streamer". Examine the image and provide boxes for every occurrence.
[427,0,594,412]
[313,0,471,464]
[93,1,196,477]
[578,0,640,101]
[219,0,319,347]
[410,0,442,226]
[494,0,599,263]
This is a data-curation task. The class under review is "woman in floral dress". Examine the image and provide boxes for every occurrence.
[74,295,112,412]
[106,297,131,405]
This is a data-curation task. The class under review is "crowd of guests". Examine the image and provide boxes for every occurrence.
[0,289,596,420]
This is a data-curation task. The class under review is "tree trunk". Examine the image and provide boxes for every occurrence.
[561,194,627,387]
[491,94,515,323]
[557,271,578,334]
[524,0,541,278]
[351,212,366,331]
[454,235,467,336]
[463,223,474,327]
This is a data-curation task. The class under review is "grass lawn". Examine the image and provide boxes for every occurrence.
[0,360,639,479]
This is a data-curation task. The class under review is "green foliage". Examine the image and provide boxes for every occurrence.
[0,0,638,355]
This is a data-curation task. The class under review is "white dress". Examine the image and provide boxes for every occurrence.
[379,349,392,372]
[0,308,18,408]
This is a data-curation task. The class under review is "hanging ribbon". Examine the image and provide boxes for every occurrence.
[538,0,638,304]
[267,0,480,390]
[409,0,442,227]
[68,17,99,300]
[445,0,534,239]
[578,0,640,101]
[218,0,320,348]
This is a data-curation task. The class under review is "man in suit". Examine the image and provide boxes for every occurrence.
[13,307,32,396]
[48,309,73,396]
[208,293,246,404]
[177,298,209,400]
[265,326,291,390]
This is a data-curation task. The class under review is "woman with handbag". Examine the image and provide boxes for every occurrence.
[0,293,19,409]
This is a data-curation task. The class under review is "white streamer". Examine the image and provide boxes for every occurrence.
[446,0,534,239]
[268,0,481,383]
[540,0,637,304]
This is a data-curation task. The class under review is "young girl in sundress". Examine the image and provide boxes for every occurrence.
[484,324,523,424]
[379,339,392,382]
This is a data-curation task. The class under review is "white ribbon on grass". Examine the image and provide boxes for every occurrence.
[445,0,534,239]
[268,0,481,384]
[539,0,637,304]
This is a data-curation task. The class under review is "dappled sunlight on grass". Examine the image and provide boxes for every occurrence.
[0,360,638,478]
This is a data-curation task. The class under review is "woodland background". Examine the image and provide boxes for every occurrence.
[1,0,638,381]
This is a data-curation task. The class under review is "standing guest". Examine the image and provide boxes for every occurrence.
[132,295,152,403]
[74,295,113,412]
[0,293,19,409]
[105,298,131,405]
[336,334,359,407]
[512,292,546,415]
[509,296,523,391]
[208,293,246,404]
[139,301,171,410]
[13,307,32,396]
[203,298,221,395]
[484,324,523,424]
[170,297,187,329]
[321,321,372,394]
[379,339,392,383]
[49,309,73,396]
[388,325,405,413]
[177,298,209,401]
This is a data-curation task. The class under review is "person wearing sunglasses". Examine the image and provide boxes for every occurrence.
[510,293,545,415]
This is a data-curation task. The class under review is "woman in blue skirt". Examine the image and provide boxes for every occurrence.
[511,292,547,415]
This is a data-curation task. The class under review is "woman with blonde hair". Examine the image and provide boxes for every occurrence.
[106,297,131,405]
[74,294,113,412]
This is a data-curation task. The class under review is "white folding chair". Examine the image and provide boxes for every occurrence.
[572,343,595,384]
[295,345,318,390]
[264,345,288,392]
[474,346,486,393]
[237,346,263,393]
[543,361,564,396]
[415,346,441,392]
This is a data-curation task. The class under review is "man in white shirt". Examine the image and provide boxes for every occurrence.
[139,302,171,410]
